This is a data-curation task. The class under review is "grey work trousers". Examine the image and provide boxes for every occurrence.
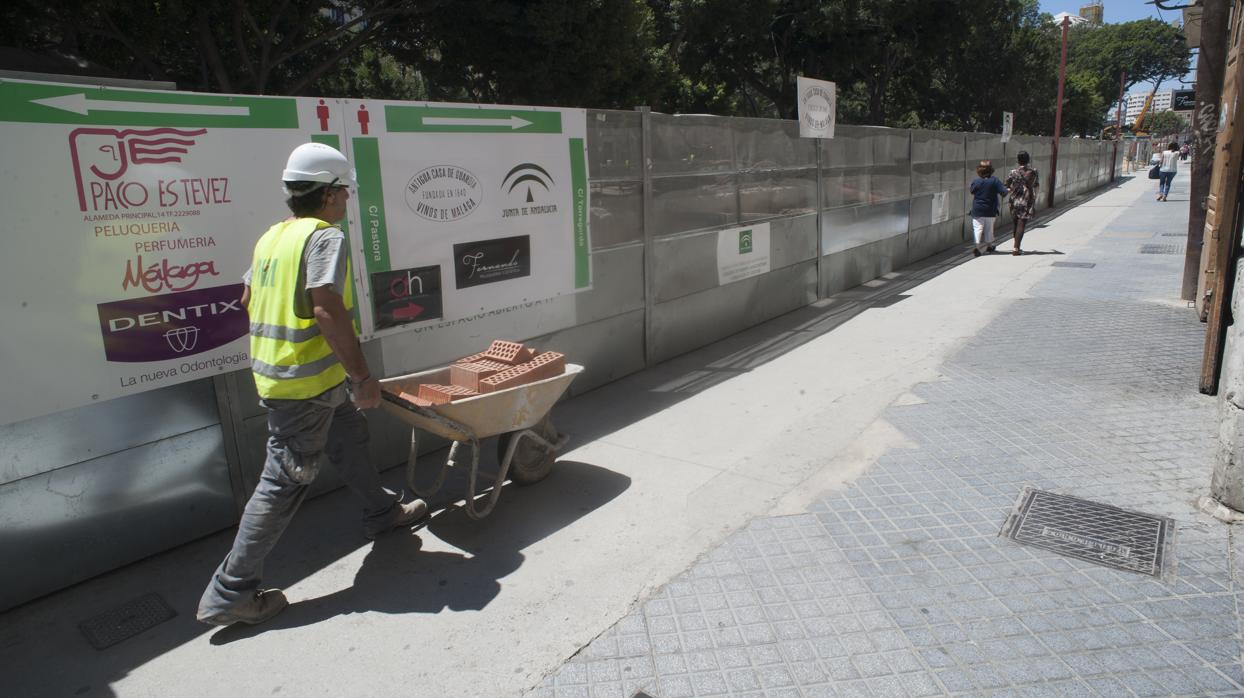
[198,381,398,616]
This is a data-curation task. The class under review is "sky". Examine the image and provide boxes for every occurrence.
[1039,0,1196,94]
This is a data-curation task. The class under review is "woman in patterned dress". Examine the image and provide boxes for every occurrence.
[1004,151,1040,256]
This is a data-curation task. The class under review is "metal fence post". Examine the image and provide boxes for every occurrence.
[815,137,825,299]
[636,106,655,367]
[211,372,252,513]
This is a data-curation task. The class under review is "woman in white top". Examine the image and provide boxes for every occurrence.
[1157,142,1179,201]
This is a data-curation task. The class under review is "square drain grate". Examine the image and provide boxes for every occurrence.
[79,593,176,650]
[1000,488,1174,577]
[1051,262,1096,268]
[1139,243,1184,255]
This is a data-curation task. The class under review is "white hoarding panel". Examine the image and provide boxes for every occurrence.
[338,101,591,339]
[0,79,351,425]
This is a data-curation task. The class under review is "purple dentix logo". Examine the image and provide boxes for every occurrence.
[97,283,248,362]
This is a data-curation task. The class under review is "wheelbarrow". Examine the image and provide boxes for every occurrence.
[379,363,582,519]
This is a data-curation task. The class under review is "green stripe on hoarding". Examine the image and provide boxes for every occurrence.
[569,138,590,288]
[385,105,562,134]
[0,81,297,128]
[352,137,391,275]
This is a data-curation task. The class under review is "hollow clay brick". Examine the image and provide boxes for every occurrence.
[417,383,477,404]
[382,387,434,408]
[454,351,489,365]
[477,352,565,393]
[481,339,536,365]
[450,361,504,392]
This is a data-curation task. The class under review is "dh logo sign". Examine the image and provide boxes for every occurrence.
[369,265,444,330]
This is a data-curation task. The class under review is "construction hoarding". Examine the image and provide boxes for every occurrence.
[0,80,590,425]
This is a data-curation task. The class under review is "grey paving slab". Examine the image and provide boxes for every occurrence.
[537,173,1244,696]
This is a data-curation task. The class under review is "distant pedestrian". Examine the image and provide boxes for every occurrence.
[1157,142,1179,201]
[1004,151,1040,256]
[969,160,1008,257]
[1179,142,1190,161]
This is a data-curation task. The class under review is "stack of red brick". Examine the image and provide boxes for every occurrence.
[386,340,565,406]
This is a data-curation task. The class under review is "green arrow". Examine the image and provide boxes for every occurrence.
[0,81,297,128]
[385,106,562,134]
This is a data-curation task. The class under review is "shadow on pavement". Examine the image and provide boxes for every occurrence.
[207,460,628,645]
[0,457,628,694]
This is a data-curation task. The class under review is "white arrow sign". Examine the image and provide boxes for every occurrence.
[422,115,533,130]
[31,93,250,117]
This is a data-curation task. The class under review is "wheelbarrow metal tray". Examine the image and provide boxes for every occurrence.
[380,363,583,441]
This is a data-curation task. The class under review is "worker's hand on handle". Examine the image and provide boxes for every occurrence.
[349,377,381,409]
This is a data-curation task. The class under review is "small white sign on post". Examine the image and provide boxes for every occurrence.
[797,76,836,139]
[717,223,771,285]
[1002,111,1014,143]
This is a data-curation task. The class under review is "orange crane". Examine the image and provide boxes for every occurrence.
[1132,89,1157,136]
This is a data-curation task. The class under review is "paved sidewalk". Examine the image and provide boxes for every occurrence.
[0,170,1218,698]
[536,172,1241,697]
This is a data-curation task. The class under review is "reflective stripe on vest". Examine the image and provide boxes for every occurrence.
[247,217,353,399]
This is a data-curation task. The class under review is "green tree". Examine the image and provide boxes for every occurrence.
[389,0,671,109]
[1144,110,1189,136]
[1064,18,1190,134]
[0,0,437,95]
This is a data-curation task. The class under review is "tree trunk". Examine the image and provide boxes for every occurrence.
[1184,0,1231,302]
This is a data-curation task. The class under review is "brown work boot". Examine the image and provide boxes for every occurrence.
[197,588,288,627]
[363,499,429,540]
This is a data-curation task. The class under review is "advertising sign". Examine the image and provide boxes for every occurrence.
[0,81,593,425]
[797,76,837,139]
[717,223,771,285]
[340,101,591,339]
[1002,111,1014,143]
[0,79,352,425]
[1173,89,1196,111]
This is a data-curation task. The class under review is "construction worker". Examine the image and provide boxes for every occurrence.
[197,142,427,627]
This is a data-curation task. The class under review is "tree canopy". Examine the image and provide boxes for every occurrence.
[0,0,1193,136]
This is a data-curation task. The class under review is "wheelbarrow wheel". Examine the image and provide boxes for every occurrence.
[498,416,559,485]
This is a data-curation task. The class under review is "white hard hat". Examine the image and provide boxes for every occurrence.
[281,142,356,189]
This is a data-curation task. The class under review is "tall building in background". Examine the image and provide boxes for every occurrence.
[1080,1,1105,26]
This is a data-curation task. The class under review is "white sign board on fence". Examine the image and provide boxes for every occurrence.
[797,76,837,139]
[717,223,771,285]
[0,79,353,425]
[0,80,593,426]
[338,101,591,339]
[1002,111,1014,143]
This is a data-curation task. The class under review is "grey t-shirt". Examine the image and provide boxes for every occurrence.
[243,226,349,318]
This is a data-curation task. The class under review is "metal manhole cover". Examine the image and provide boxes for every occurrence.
[1139,244,1184,255]
[1000,488,1174,577]
[1051,262,1096,268]
[79,593,176,650]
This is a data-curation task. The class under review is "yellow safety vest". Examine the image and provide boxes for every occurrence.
[247,217,354,399]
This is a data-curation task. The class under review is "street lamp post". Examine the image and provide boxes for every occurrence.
[1112,70,1126,180]
[1048,15,1071,209]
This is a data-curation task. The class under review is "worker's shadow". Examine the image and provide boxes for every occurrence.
[210,459,628,643]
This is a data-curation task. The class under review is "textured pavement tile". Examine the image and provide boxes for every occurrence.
[537,181,1240,698]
